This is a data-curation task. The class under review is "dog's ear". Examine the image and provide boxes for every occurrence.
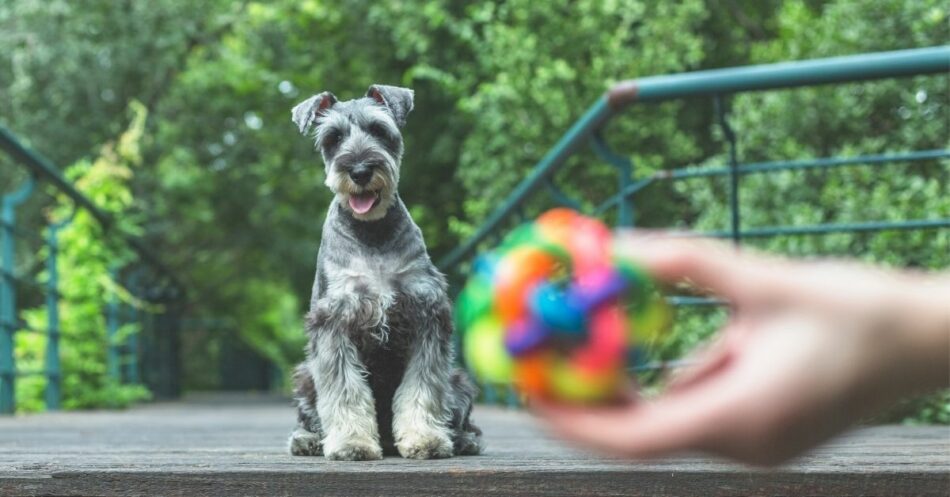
[291,91,337,134]
[366,84,414,127]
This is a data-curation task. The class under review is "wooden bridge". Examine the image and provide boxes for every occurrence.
[3,48,950,496]
[1,394,947,496]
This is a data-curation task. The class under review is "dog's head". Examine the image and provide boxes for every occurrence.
[292,84,413,221]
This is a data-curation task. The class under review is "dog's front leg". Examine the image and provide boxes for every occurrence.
[392,299,455,459]
[312,318,383,461]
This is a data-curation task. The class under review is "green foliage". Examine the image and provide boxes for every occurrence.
[16,104,154,411]
[1,0,946,421]
[225,277,307,382]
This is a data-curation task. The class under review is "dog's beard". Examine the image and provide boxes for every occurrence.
[326,165,398,221]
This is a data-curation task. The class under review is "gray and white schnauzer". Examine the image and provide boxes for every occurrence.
[287,84,482,461]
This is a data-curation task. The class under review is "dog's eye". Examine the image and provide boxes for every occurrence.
[322,130,341,149]
[367,123,388,140]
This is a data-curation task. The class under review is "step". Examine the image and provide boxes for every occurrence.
[1,394,948,496]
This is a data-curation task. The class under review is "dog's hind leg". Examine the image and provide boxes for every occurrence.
[448,369,483,456]
[289,362,324,456]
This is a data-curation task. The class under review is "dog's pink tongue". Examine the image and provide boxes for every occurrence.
[348,193,377,214]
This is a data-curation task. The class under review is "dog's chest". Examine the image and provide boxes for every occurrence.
[327,252,428,303]
[328,252,438,351]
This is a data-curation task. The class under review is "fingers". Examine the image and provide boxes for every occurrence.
[612,233,748,300]
[612,232,803,306]
[533,314,798,462]
[533,366,747,459]
[612,231,919,316]
[533,399,699,459]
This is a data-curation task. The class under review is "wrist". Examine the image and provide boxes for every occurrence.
[891,274,950,392]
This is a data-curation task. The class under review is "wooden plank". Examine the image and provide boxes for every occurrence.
[0,394,947,496]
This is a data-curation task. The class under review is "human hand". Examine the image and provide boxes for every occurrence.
[533,234,949,466]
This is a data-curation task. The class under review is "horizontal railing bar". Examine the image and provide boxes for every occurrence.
[669,149,950,180]
[666,296,727,306]
[703,219,950,238]
[0,220,47,246]
[0,270,63,299]
[15,327,49,335]
[594,178,655,215]
[0,125,186,294]
[608,46,950,108]
[0,319,47,334]
[0,269,33,286]
[12,370,55,377]
[596,149,950,214]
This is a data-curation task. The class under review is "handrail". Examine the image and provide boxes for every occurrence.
[437,46,950,270]
[606,46,950,107]
[0,125,186,294]
[1,125,188,412]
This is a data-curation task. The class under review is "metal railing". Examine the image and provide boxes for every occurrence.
[438,46,950,405]
[0,127,186,413]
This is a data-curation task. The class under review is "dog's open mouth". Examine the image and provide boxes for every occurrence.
[348,191,380,215]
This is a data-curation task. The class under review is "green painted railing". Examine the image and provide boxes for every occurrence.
[0,127,185,414]
[438,46,950,406]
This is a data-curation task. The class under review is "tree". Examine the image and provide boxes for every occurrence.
[1,0,945,422]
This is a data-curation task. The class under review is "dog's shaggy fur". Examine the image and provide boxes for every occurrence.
[287,84,482,460]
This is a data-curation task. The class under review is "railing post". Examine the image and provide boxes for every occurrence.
[715,95,741,245]
[140,296,153,393]
[506,386,520,408]
[165,287,183,398]
[617,160,633,228]
[590,132,635,227]
[106,267,121,383]
[483,383,497,405]
[142,285,182,399]
[44,213,72,411]
[1,176,36,414]
[124,270,141,384]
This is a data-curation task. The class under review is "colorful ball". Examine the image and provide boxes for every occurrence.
[458,208,670,404]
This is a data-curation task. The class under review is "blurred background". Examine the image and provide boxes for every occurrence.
[0,1,946,421]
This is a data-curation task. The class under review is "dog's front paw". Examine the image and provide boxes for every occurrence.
[453,430,484,456]
[396,430,454,460]
[324,438,383,461]
[289,428,323,456]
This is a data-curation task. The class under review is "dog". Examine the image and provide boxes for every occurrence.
[287,84,482,461]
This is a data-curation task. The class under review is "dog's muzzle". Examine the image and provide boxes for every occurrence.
[345,162,383,214]
[349,165,373,186]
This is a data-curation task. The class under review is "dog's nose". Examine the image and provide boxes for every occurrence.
[349,167,373,186]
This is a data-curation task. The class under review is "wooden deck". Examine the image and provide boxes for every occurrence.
[1,393,948,496]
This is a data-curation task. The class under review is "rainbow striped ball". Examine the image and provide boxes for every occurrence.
[455,209,670,404]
